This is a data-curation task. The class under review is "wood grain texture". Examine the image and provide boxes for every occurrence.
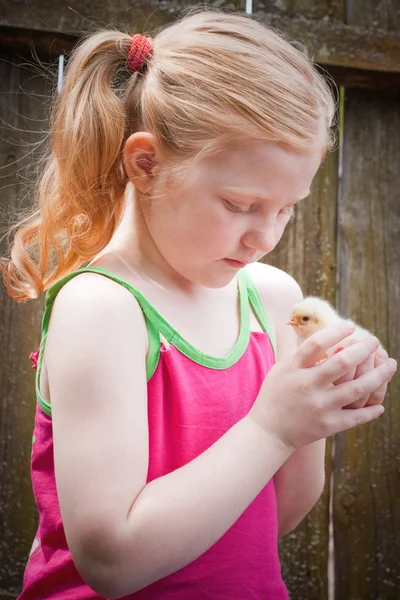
[346,0,400,31]
[0,0,240,33]
[335,88,400,599]
[265,149,340,599]
[255,0,345,21]
[0,51,46,596]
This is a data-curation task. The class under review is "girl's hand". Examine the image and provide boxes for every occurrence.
[247,322,397,451]
[332,341,390,409]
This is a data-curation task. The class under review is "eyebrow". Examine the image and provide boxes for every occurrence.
[220,187,311,202]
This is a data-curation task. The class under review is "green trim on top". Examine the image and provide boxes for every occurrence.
[36,334,51,417]
[35,265,275,417]
[239,269,277,356]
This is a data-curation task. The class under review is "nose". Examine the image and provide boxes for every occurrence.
[241,227,276,254]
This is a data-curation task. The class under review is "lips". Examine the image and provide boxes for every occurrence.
[227,258,255,265]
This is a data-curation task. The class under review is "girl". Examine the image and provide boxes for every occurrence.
[1,8,396,600]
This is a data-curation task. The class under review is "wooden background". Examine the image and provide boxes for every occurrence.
[0,1,399,598]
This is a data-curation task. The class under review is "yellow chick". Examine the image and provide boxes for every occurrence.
[286,297,383,359]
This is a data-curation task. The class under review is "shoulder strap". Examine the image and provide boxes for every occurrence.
[40,266,161,382]
[240,268,277,356]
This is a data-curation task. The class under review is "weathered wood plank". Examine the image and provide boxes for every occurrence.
[347,0,400,31]
[0,0,240,34]
[265,149,340,598]
[335,88,400,599]
[255,0,345,21]
[253,10,400,73]
[0,51,46,596]
[0,1,399,73]
[2,26,400,93]
[324,64,400,92]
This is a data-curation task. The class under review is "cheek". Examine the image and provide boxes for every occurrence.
[151,200,234,256]
[185,201,237,240]
[187,210,236,253]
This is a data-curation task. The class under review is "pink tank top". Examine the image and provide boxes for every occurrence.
[19,266,289,600]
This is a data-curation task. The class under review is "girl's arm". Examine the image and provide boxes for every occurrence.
[273,440,326,536]
[46,273,294,600]
[248,262,326,536]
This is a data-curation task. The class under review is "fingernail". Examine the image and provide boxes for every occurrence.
[378,349,388,359]
[389,359,397,372]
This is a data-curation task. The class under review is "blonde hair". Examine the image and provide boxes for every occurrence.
[0,7,337,302]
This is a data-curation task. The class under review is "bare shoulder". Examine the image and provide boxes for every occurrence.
[50,270,141,310]
[245,262,303,359]
[245,261,303,310]
[43,271,149,381]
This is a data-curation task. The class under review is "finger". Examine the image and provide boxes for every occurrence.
[364,380,387,407]
[331,339,358,385]
[364,349,388,406]
[333,366,357,386]
[330,359,397,409]
[315,335,380,384]
[377,348,392,381]
[330,403,385,435]
[345,353,375,408]
[296,321,356,368]
[331,337,357,353]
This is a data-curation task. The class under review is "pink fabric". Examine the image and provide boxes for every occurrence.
[19,331,289,599]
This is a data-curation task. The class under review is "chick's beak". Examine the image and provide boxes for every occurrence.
[286,319,299,327]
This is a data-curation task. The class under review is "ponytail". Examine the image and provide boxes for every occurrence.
[1,30,140,301]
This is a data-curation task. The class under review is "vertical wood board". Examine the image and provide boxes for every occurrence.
[0,51,48,596]
[335,88,400,600]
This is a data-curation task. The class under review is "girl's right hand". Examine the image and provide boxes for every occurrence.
[247,321,397,451]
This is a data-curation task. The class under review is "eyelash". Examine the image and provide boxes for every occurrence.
[225,200,295,218]
[225,201,252,214]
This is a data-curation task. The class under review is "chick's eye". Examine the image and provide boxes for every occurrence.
[302,316,310,322]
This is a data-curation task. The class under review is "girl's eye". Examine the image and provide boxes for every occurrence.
[224,200,295,217]
[224,200,253,214]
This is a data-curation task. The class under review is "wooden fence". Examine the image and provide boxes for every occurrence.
[0,1,399,598]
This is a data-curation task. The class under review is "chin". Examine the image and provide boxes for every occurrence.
[199,269,238,289]
[204,276,236,289]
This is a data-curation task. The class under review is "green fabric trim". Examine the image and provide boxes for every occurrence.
[239,269,277,357]
[144,315,161,381]
[34,265,274,416]
[36,335,52,417]
[35,266,163,416]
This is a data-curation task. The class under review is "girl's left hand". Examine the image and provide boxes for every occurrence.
[332,339,389,409]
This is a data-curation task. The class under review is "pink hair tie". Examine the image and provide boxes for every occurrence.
[127,34,153,73]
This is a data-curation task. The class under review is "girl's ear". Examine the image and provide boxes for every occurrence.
[123,131,161,192]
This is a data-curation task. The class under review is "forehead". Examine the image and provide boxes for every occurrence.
[193,141,323,199]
